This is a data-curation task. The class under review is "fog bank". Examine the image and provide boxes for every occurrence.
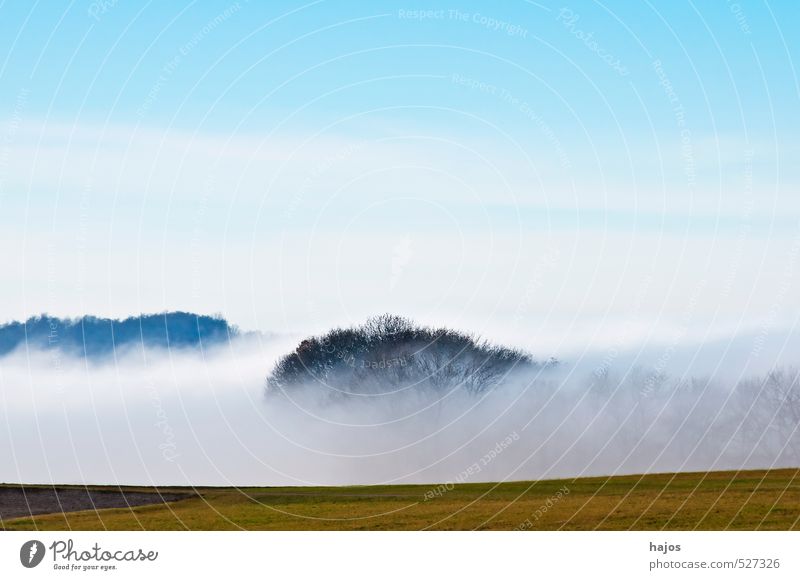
[1,332,798,486]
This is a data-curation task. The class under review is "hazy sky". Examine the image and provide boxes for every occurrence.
[0,0,798,356]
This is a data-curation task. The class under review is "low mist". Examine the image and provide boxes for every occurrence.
[1,331,798,487]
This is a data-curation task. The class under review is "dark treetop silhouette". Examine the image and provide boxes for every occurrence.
[266,314,547,397]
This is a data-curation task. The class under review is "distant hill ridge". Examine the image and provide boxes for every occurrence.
[0,312,238,357]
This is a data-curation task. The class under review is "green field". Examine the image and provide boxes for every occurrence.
[3,469,799,531]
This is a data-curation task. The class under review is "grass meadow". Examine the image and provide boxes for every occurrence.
[3,469,799,531]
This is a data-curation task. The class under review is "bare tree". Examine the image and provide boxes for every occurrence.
[730,368,800,465]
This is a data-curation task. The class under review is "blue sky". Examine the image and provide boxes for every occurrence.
[0,1,798,355]
[1,2,797,134]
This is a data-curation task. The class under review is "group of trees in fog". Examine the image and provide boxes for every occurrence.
[549,366,800,472]
[0,312,237,358]
[266,314,548,397]
[266,313,799,470]
[728,368,800,465]
[265,315,800,466]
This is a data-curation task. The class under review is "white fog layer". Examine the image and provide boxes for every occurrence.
[1,332,798,486]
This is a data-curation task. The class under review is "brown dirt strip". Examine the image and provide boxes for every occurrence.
[0,486,193,522]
